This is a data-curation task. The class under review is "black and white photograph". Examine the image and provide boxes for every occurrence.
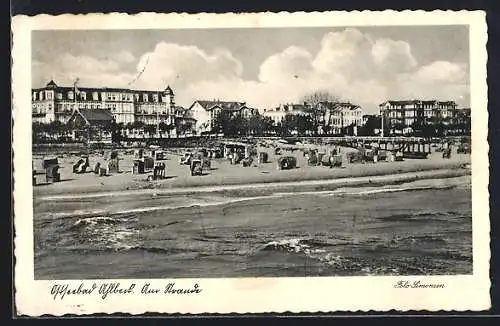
[13,11,490,315]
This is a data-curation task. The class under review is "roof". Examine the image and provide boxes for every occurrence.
[32,81,176,100]
[194,100,246,111]
[318,101,360,111]
[165,85,174,95]
[78,108,114,122]
[380,100,458,106]
[46,80,58,88]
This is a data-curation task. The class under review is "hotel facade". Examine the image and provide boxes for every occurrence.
[262,101,364,135]
[379,100,464,136]
[188,100,258,134]
[32,80,187,127]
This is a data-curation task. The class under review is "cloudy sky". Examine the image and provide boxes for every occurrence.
[32,26,470,113]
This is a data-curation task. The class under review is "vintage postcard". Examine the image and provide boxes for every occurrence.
[12,11,490,315]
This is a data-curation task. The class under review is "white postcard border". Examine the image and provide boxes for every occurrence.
[12,11,490,315]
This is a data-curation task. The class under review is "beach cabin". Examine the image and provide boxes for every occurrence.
[67,108,113,144]
[32,157,60,185]
[222,141,256,159]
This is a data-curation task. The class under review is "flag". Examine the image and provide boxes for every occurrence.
[73,78,80,95]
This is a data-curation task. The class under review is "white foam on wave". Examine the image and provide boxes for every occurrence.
[73,216,120,227]
[49,194,286,220]
[271,182,461,198]
[44,175,471,220]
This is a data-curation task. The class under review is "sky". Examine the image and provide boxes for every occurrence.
[32,26,470,113]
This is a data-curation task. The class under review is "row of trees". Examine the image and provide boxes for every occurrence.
[385,117,472,137]
[33,118,195,143]
[210,91,341,137]
[212,112,275,136]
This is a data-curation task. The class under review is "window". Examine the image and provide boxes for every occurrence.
[68,91,74,100]
[56,93,62,100]
[80,92,86,100]
[143,94,148,102]
[39,91,44,100]
[93,92,99,101]
[46,91,53,100]
[32,92,37,101]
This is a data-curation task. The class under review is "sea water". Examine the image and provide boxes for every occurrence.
[34,176,472,279]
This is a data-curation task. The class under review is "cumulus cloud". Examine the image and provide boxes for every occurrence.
[32,52,136,88]
[393,61,469,104]
[114,50,136,63]
[258,46,314,83]
[32,28,469,113]
[371,38,417,72]
[413,60,467,83]
[133,42,243,91]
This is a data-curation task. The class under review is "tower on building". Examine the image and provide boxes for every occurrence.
[164,85,175,105]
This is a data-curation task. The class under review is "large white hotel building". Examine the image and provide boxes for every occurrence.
[32,80,188,126]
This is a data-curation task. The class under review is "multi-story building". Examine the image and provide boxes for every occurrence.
[379,100,458,136]
[316,101,363,135]
[32,80,180,126]
[453,107,472,135]
[188,100,257,134]
[262,103,310,126]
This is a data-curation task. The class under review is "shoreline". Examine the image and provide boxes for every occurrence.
[32,145,471,197]
[35,164,470,200]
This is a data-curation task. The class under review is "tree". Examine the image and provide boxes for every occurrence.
[132,120,145,130]
[361,116,382,136]
[280,115,296,137]
[213,111,233,135]
[296,115,313,136]
[109,121,125,142]
[229,115,247,136]
[247,115,262,136]
[146,124,157,136]
[158,121,169,137]
[261,116,275,136]
[300,90,340,136]
[300,91,340,107]
[179,121,193,135]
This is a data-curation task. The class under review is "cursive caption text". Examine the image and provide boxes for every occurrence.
[394,280,446,289]
[51,282,202,300]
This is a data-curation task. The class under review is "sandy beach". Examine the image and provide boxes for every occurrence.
[33,145,471,197]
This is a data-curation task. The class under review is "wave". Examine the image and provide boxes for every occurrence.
[259,238,331,255]
[46,194,286,220]
[376,210,468,223]
[42,180,468,221]
[387,234,448,246]
[72,216,129,228]
[272,183,459,198]
[255,233,467,274]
